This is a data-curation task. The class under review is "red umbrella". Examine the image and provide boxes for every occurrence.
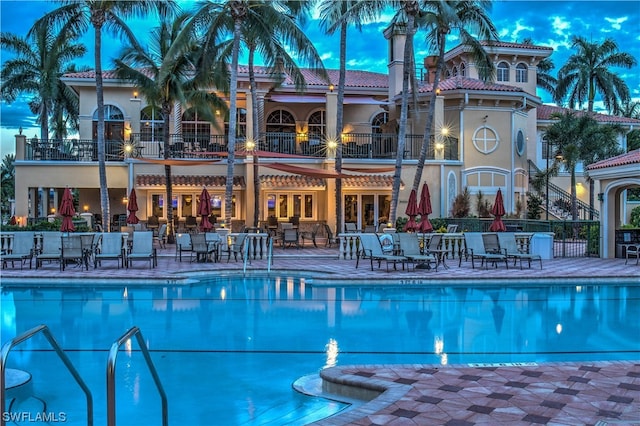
[126,188,139,224]
[489,188,507,232]
[59,187,75,232]
[198,187,213,232]
[417,182,433,233]
[403,189,419,232]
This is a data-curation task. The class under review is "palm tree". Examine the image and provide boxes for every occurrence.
[1,21,85,140]
[319,0,381,231]
[192,0,327,227]
[1,154,15,219]
[555,36,637,114]
[38,0,177,232]
[114,12,227,243]
[241,1,327,226]
[543,112,623,219]
[618,100,640,152]
[522,38,557,100]
[411,0,497,193]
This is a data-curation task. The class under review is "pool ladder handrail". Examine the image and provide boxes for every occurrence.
[107,326,168,426]
[242,235,251,275]
[267,236,274,273]
[0,324,94,426]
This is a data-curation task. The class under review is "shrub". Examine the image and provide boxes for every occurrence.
[630,205,640,227]
[451,187,471,218]
[526,192,543,219]
[476,191,491,218]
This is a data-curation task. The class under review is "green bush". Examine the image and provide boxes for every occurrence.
[630,205,640,227]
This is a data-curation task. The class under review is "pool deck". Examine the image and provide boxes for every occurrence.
[2,244,639,425]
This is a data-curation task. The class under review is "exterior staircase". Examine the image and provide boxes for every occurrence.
[527,160,599,221]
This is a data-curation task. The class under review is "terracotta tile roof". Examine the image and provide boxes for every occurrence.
[260,175,325,188]
[64,67,388,90]
[479,40,554,51]
[417,76,525,94]
[259,174,399,189]
[537,104,640,125]
[343,174,399,188]
[587,149,640,170]
[136,175,245,188]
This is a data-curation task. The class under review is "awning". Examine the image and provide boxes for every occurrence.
[136,175,245,188]
[137,158,221,166]
[262,162,350,179]
[268,94,387,105]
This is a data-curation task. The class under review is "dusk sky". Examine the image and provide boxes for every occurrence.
[1,0,639,155]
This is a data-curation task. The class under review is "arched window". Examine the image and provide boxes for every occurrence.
[516,63,528,83]
[459,63,466,77]
[266,109,296,133]
[92,104,124,141]
[140,106,164,142]
[497,62,510,82]
[371,112,389,134]
[472,126,500,154]
[307,110,326,138]
[452,66,458,77]
[182,107,211,149]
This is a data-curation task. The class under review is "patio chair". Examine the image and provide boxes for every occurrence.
[446,224,459,233]
[228,233,248,262]
[94,233,126,268]
[1,232,35,269]
[127,231,157,268]
[190,233,216,263]
[205,232,222,262]
[147,215,159,231]
[625,244,639,265]
[497,232,542,269]
[153,223,167,249]
[356,233,408,272]
[61,235,87,271]
[345,222,358,233]
[175,233,192,262]
[36,232,62,269]
[185,215,198,232]
[323,224,339,248]
[282,228,300,249]
[300,223,322,247]
[397,233,437,271]
[459,232,508,269]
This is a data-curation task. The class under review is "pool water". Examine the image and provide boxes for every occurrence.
[2,276,639,425]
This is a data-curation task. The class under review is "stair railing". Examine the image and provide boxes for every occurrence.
[1,324,93,426]
[107,326,167,426]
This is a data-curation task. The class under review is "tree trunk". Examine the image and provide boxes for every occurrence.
[249,45,260,227]
[225,18,241,227]
[163,103,174,243]
[335,22,346,234]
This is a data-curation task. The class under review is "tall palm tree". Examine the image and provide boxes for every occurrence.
[522,38,557,101]
[114,12,227,243]
[1,154,16,219]
[555,36,637,114]
[319,0,381,231]
[543,112,623,219]
[38,0,177,232]
[1,22,85,140]
[241,1,327,226]
[192,0,327,227]
[411,0,497,193]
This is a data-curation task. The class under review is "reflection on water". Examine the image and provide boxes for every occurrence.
[1,277,639,425]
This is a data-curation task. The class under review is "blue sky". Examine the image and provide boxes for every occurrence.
[1,0,639,156]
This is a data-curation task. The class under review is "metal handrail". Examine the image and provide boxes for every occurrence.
[242,236,251,276]
[1,324,93,426]
[107,326,168,426]
[267,236,274,274]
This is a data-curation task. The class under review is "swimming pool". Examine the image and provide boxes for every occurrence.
[2,276,639,425]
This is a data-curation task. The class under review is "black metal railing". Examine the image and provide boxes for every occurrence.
[24,132,460,161]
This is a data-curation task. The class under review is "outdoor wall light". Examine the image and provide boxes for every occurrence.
[245,140,256,151]
[50,208,56,214]
[133,91,138,99]
[326,140,337,150]
[83,205,89,212]
[329,84,334,92]
[597,193,604,202]
[122,197,128,204]
[435,142,445,151]
[440,127,449,136]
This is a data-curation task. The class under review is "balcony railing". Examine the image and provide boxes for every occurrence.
[24,133,459,161]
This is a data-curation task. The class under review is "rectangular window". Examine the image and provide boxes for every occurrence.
[304,195,313,218]
[279,195,288,218]
[152,194,164,217]
[182,194,193,217]
[293,195,301,217]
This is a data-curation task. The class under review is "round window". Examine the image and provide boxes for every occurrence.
[472,126,499,154]
[516,130,525,156]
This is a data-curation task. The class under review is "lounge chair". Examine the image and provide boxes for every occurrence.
[345,222,358,233]
[94,233,126,268]
[397,233,438,271]
[282,228,300,249]
[61,235,88,271]
[1,232,35,269]
[497,232,542,269]
[127,231,157,268]
[425,233,448,268]
[153,223,167,249]
[625,244,639,265]
[36,232,62,269]
[175,233,192,262]
[459,232,508,269]
[356,233,408,271]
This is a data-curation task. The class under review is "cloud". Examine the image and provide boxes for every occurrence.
[0,101,38,131]
[604,16,628,31]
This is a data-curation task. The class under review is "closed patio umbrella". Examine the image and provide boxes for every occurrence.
[126,188,139,224]
[59,187,75,232]
[199,187,213,232]
[403,189,419,232]
[418,182,433,233]
[489,188,507,232]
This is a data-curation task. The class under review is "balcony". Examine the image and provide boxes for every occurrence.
[24,133,459,162]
